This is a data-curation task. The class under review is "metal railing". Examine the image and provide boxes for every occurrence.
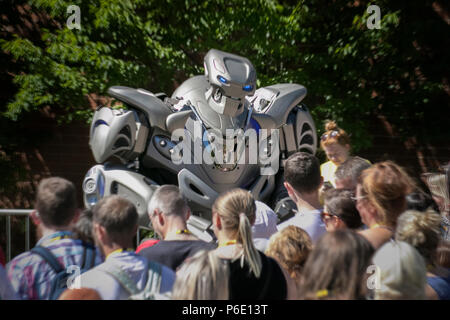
[0,209,32,263]
[0,209,152,263]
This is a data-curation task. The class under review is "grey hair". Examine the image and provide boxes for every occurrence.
[147,185,189,217]
[172,250,229,300]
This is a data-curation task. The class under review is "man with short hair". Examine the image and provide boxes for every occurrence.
[335,156,371,190]
[138,185,216,271]
[277,152,326,242]
[7,177,102,300]
[76,195,175,300]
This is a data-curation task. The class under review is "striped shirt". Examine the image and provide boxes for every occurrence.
[7,231,103,300]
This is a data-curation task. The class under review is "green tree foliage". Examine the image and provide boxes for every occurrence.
[1,0,449,151]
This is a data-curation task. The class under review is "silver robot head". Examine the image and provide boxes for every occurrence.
[204,49,256,117]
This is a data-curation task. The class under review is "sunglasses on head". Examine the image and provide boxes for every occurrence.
[321,130,340,141]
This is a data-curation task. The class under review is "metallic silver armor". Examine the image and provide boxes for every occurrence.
[83,49,317,241]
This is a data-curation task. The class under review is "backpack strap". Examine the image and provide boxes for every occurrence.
[97,264,140,296]
[31,246,65,274]
[80,243,96,270]
[143,260,162,294]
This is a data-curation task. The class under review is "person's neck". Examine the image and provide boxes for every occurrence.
[214,231,242,259]
[40,225,72,239]
[216,232,237,246]
[366,216,393,230]
[295,192,321,212]
[102,241,134,259]
[163,219,196,240]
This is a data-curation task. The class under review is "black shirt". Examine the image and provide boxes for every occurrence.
[226,250,287,300]
[138,240,217,271]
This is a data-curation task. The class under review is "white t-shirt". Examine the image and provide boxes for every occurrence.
[277,208,326,243]
[252,201,278,251]
[77,250,175,300]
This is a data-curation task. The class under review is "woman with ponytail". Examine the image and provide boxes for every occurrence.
[212,188,294,299]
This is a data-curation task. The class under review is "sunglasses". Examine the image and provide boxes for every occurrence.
[320,212,340,221]
[321,130,339,141]
[351,195,367,202]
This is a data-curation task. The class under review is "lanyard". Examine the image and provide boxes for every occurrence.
[316,289,329,299]
[38,232,72,247]
[370,223,392,231]
[175,229,191,235]
[218,240,237,247]
[106,248,134,260]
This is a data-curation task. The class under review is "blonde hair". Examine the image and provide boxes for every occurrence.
[265,226,312,280]
[359,161,415,227]
[320,120,351,148]
[395,209,442,264]
[172,250,229,300]
[212,188,262,278]
[423,173,450,214]
[373,241,427,300]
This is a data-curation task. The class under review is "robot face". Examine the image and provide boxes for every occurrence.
[204,49,256,117]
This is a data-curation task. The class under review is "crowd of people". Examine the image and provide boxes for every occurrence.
[1,120,449,300]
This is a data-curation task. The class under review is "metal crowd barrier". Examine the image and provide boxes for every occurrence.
[0,209,151,263]
[0,209,32,263]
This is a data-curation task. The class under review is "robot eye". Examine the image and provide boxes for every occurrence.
[217,76,228,84]
[243,84,253,92]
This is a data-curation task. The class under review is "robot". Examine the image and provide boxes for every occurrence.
[83,49,317,241]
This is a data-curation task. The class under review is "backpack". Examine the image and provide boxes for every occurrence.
[31,243,96,300]
[98,260,168,300]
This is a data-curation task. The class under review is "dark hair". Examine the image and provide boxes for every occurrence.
[300,230,374,300]
[406,192,439,212]
[35,177,78,227]
[335,156,371,187]
[324,189,363,229]
[284,152,321,194]
[93,195,138,242]
[73,208,94,245]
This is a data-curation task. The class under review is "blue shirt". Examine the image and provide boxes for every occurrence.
[427,270,450,300]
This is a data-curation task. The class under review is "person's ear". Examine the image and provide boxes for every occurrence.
[185,208,191,221]
[284,182,298,203]
[345,144,351,152]
[94,223,107,244]
[213,211,222,230]
[71,209,81,224]
[30,210,41,227]
[319,176,324,189]
[157,210,165,226]
[365,201,379,218]
[335,217,344,229]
